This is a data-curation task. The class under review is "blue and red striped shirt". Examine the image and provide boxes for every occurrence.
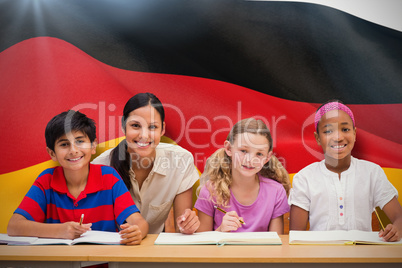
[15,164,139,232]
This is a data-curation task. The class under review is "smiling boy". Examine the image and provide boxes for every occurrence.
[7,110,148,245]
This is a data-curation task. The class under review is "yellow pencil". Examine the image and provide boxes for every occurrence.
[214,206,245,224]
[79,214,84,226]
[374,209,384,231]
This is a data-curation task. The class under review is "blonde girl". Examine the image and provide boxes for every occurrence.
[195,118,290,233]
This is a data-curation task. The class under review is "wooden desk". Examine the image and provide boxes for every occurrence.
[0,244,104,268]
[1,235,401,268]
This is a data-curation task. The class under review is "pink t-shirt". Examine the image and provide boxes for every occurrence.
[195,174,289,232]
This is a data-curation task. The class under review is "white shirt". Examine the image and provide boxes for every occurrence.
[288,157,398,231]
[92,142,200,234]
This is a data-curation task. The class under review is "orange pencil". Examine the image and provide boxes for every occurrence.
[214,206,245,224]
[79,214,84,226]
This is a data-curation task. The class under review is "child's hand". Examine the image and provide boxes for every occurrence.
[61,222,92,239]
[379,224,401,242]
[177,208,200,234]
[217,211,244,232]
[119,223,143,245]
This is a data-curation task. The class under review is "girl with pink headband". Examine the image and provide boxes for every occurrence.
[289,100,402,242]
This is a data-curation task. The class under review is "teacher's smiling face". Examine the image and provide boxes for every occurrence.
[124,105,165,159]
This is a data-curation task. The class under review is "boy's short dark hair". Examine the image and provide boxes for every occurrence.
[45,110,96,151]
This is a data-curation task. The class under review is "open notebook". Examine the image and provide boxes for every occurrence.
[154,231,282,246]
[0,230,121,245]
[289,230,402,245]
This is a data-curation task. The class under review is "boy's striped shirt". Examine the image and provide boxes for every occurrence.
[15,164,139,231]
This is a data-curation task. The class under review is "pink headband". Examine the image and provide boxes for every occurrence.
[314,102,355,130]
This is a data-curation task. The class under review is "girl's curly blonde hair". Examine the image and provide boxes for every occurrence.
[199,118,290,207]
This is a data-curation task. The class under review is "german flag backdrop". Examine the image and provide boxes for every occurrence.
[0,0,401,232]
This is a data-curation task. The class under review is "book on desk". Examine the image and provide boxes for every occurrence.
[0,230,121,245]
[154,231,282,246]
[289,230,402,245]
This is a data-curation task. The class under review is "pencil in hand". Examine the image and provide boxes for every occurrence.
[374,209,384,231]
[79,214,84,226]
[214,205,245,225]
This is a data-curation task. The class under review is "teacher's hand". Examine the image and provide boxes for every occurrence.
[177,208,200,234]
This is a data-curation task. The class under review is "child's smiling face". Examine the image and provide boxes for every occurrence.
[314,109,356,161]
[225,132,272,178]
[47,130,97,172]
